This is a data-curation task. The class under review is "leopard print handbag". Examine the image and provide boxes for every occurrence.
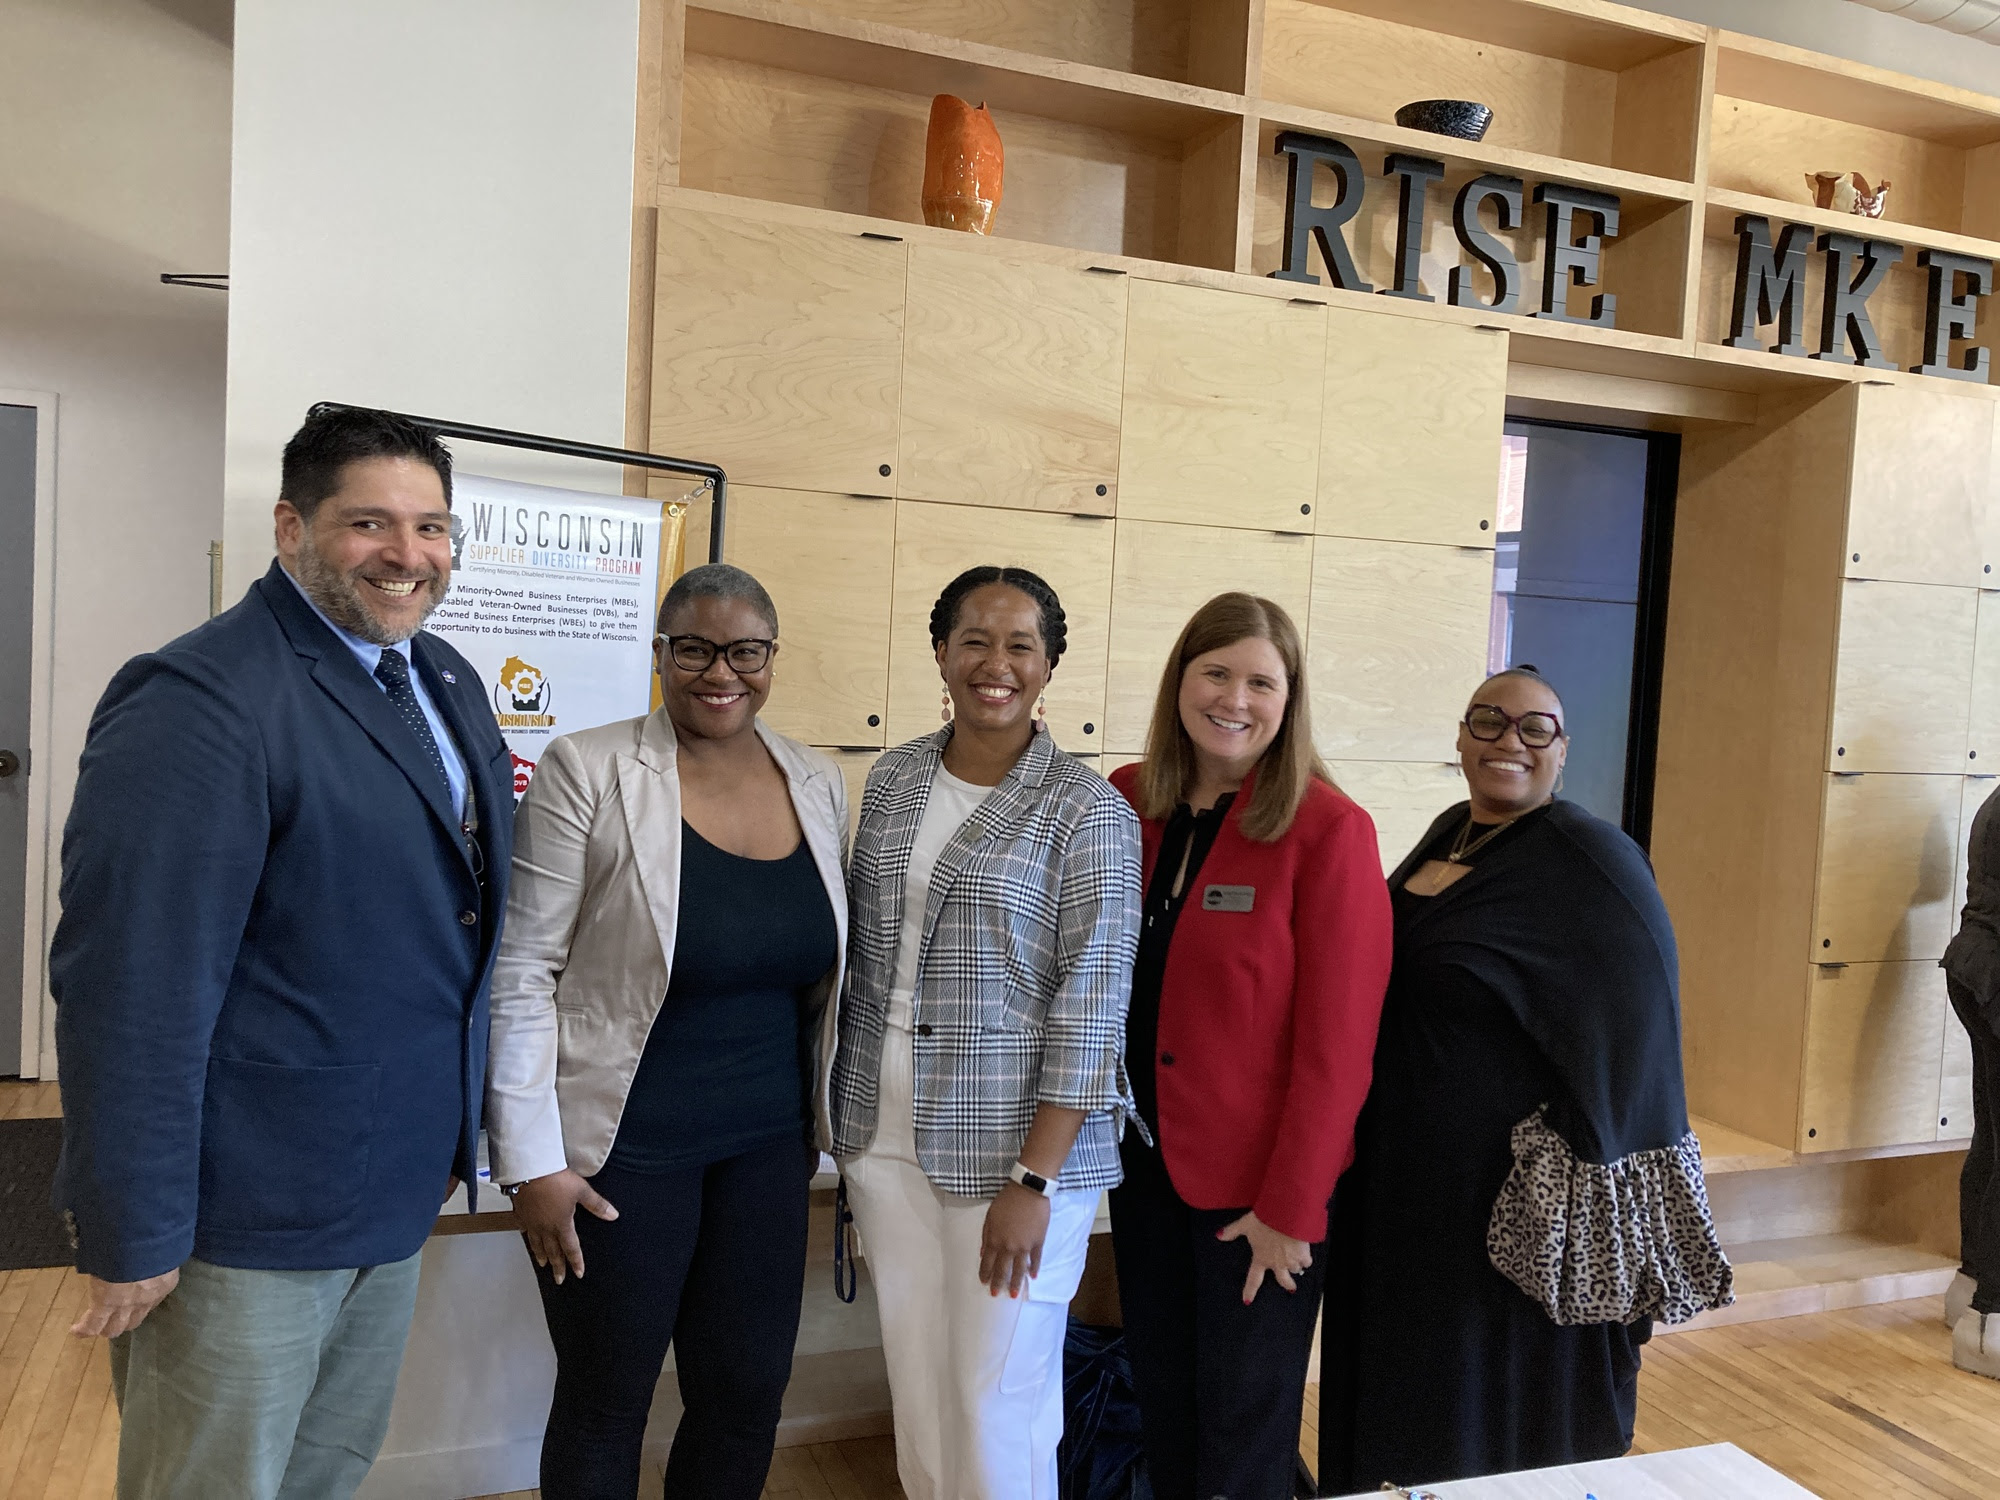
[1486,1108,1735,1326]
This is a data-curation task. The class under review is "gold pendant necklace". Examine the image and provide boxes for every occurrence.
[1446,812,1519,865]
[1407,810,1529,897]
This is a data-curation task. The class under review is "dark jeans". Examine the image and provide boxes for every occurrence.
[1950,979,2000,1316]
[1108,1138,1327,1500]
[535,1135,813,1500]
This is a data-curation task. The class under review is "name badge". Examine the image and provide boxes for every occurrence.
[1202,884,1255,913]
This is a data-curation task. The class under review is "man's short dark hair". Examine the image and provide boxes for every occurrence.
[281,406,454,521]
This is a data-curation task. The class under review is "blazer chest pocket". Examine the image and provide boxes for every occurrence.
[199,1058,380,1233]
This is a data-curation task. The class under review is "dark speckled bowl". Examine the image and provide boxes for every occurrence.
[1394,99,1494,141]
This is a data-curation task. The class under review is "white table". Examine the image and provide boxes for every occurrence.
[1332,1443,1821,1499]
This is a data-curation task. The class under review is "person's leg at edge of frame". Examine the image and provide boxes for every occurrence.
[841,1005,949,1500]
[946,1182,1096,1500]
[275,1248,425,1500]
[1961,990,2000,1318]
[659,1135,813,1499]
[1108,1139,1202,1500]
[1188,1203,1327,1500]
[536,1160,704,1499]
[111,1257,358,1500]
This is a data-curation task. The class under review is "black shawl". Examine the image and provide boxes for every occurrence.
[1389,798,1685,1165]
[1389,798,1731,1326]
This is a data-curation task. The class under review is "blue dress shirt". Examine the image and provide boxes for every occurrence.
[282,566,471,822]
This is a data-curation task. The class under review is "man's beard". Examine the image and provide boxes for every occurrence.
[293,531,447,646]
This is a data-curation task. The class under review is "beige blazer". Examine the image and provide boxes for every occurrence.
[484,709,850,1184]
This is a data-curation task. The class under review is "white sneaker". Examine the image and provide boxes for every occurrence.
[1946,1270,1978,1329]
[1953,1310,2000,1379]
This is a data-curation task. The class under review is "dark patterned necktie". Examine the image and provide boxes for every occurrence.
[374,649,451,795]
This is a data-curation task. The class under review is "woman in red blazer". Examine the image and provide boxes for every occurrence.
[1107,592,1392,1500]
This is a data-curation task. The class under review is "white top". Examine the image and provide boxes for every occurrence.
[885,763,993,1027]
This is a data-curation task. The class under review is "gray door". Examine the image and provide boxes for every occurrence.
[0,404,35,1075]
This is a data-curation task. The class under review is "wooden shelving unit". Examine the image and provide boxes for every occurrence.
[651,0,2000,390]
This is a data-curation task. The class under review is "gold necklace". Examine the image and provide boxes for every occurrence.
[1445,813,1520,865]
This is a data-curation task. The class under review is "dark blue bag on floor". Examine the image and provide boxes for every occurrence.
[1059,1319,1153,1500]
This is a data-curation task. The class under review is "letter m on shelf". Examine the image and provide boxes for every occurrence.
[1727,214,1813,358]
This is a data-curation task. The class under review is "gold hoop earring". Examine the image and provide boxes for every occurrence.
[940,683,953,723]
[1554,768,1566,795]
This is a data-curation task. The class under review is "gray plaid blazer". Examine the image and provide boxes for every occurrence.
[829,726,1141,1196]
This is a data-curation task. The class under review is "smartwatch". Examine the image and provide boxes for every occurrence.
[1008,1160,1057,1198]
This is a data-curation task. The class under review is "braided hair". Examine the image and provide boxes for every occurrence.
[928,566,1067,667]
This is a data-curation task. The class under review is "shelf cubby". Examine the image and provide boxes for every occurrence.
[1693,190,2000,375]
[1710,31,2000,245]
[1248,113,1697,341]
[744,0,1255,92]
[1258,0,1706,184]
[681,0,1248,267]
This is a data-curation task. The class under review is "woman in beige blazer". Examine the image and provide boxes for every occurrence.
[485,563,849,1500]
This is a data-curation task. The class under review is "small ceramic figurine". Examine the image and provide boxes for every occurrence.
[1808,170,1891,219]
[922,95,1004,234]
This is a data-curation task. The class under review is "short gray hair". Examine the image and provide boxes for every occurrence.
[656,563,779,636]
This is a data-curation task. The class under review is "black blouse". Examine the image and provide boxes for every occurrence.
[607,820,838,1174]
[1126,793,1235,1136]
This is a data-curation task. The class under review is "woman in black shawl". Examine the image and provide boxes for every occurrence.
[1316,667,1731,1494]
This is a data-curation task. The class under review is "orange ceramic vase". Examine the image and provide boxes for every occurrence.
[922,95,1004,234]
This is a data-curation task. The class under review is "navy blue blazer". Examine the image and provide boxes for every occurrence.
[50,561,513,1281]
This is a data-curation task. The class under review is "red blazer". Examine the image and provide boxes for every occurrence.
[1110,764,1393,1244]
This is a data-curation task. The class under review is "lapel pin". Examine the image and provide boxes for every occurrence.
[440,670,457,684]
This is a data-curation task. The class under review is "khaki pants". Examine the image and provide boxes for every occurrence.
[110,1250,423,1500]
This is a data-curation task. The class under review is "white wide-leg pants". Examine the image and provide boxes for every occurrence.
[842,1000,1097,1500]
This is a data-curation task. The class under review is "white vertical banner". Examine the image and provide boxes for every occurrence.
[429,474,664,796]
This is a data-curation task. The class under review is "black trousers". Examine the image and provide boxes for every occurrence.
[1950,980,2000,1316]
[1108,1138,1327,1500]
[535,1135,812,1500]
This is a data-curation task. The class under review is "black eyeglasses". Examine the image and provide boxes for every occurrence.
[658,634,775,674]
[1463,704,1562,748]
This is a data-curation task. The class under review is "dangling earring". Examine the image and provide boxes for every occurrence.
[940,683,953,723]
[1035,694,1047,728]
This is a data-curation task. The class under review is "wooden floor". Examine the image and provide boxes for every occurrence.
[10,1077,2000,1500]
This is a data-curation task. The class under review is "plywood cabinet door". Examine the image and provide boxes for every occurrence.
[1955,776,1991,940]
[1812,772,1963,963]
[898,247,1126,514]
[1827,580,1976,774]
[1800,960,1945,1151]
[722,487,896,747]
[1116,281,1326,532]
[1102,522,1315,753]
[1308,539,1494,760]
[884,500,1115,751]
[1846,382,1990,589]
[1317,313,1505,549]
[652,209,907,496]
[1968,591,2000,765]
[1326,760,1467,875]
[828,748,882,837]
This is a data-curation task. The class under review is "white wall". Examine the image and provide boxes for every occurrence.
[225,0,642,597]
[0,0,232,1076]
[1645,0,2000,95]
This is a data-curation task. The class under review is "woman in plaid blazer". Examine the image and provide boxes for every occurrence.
[830,566,1141,1500]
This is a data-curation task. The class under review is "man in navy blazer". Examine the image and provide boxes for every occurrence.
[50,406,513,1500]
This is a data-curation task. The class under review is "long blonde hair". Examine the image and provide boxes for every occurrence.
[1132,593,1330,841]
